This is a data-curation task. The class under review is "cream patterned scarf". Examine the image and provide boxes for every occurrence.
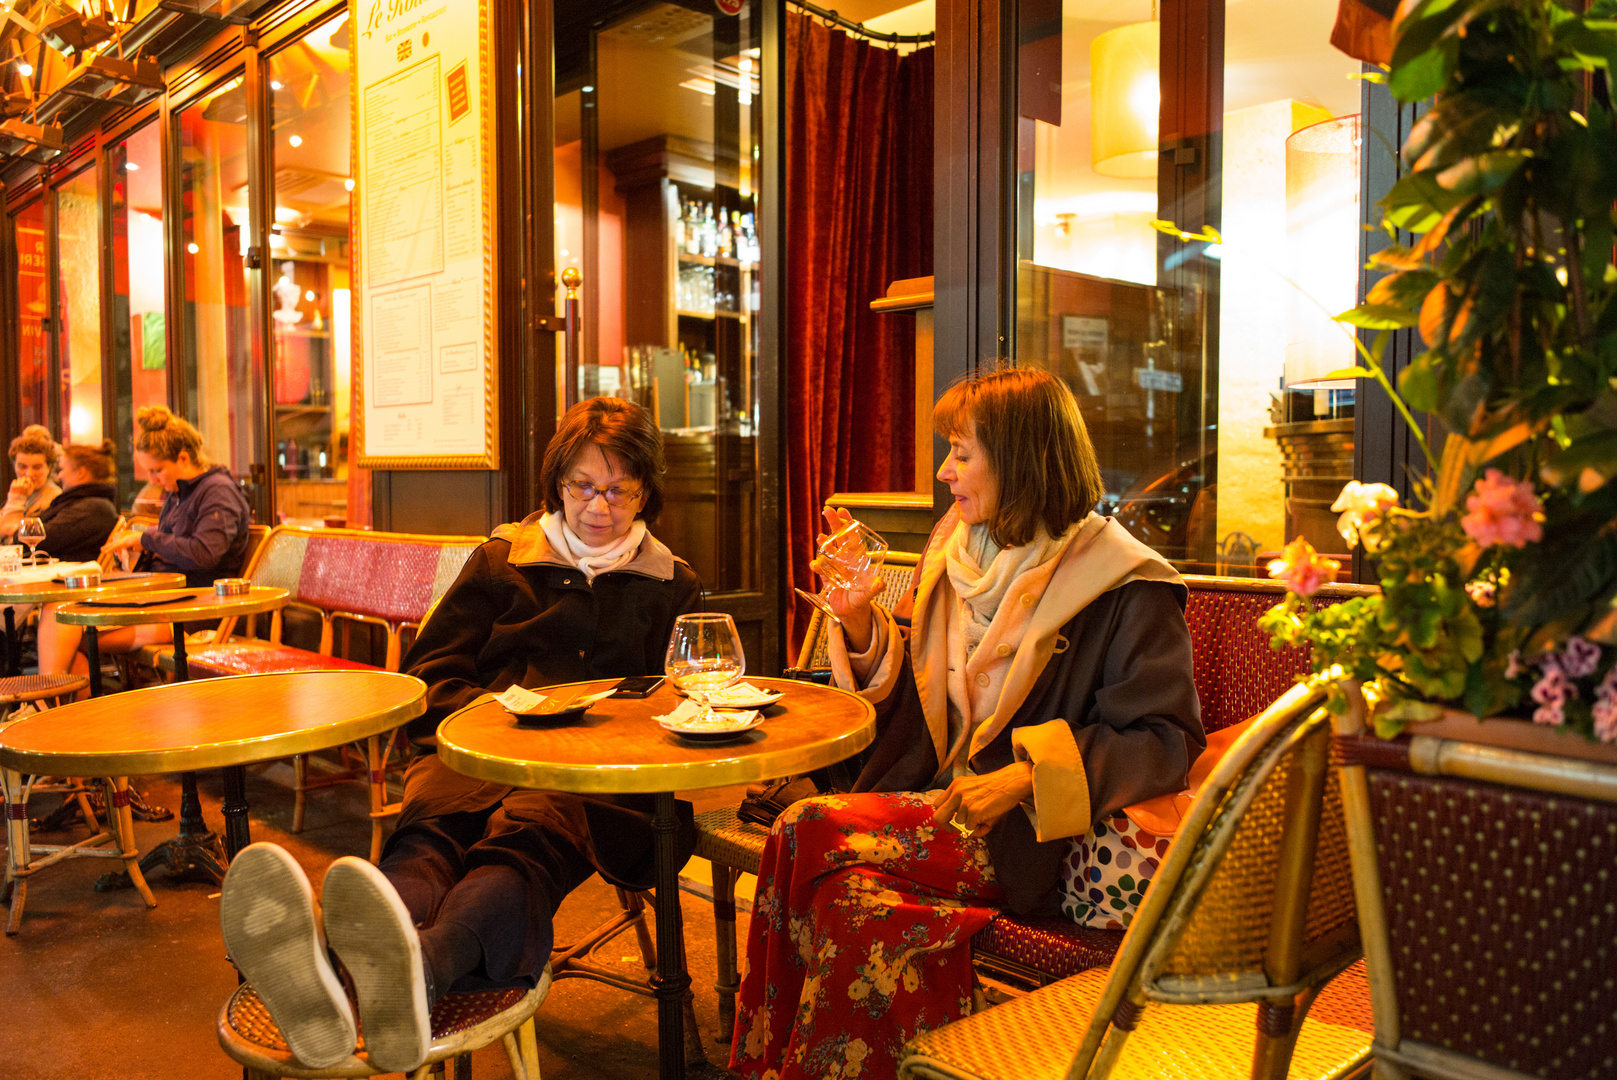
[539,511,647,582]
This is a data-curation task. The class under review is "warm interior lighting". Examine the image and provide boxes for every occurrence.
[1285,114,1361,391]
[288,134,303,147]
[187,242,199,254]
[1090,20,1160,179]
[16,62,32,78]
[344,178,355,191]
[270,80,283,90]
[124,161,139,170]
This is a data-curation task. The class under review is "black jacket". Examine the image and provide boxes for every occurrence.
[139,465,252,587]
[37,482,117,563]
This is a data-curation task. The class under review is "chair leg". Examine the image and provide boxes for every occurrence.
[679,930,708,1066]
[3,766,28,935]
[712,862,741,1042]
[1090,995,1144,1076]
[108,777,157,910]
[620,888,657,968]
[366,734,387,864]
[503,1030,526,1080]
[73,785,100,832]
[519,1017,541,1080]
[292,754,308,833]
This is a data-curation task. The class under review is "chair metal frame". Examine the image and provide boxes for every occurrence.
[1332,685,1617,1080]
[899,676,1370,1080]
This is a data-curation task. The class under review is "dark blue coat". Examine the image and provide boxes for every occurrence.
[139,465,251,587]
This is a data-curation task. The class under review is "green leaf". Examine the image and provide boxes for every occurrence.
[1504,525,1617,627]
[1338,304,1419,330]
[1325,367,1376,380]
[1390,35,1459,102]
[1435,150,1531,199]
[1399,353,1443,413]
[1383,171,1466,233]
[1404,91,1522,173]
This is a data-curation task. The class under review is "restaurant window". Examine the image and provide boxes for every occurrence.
[57,165,102,444]
[176,73,265,516]
[109,122,167,508]
[1013,0,1359,575]
[268,12,354,527]
[13,197,49,431]
[576,1,765,596]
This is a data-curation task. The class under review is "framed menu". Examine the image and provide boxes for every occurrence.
[352,0,498,469]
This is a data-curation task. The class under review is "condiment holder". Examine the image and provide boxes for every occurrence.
[61,569,101,589]
[214,578,251,597]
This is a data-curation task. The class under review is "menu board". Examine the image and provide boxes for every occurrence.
[353,0,497,468]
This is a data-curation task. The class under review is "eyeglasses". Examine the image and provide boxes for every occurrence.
[560,480,644,508]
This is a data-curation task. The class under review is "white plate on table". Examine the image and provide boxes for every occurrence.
[672,682,783,710]
[656,699,765,743]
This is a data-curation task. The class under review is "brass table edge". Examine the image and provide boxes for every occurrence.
[0,572,190,605]
[0,671,427,775]
[54,586,291,626]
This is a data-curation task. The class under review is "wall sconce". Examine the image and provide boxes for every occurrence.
[39,11,114,55]
[1090,17,1159,178]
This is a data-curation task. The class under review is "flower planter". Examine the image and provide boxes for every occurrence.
[1332,687,1617,1080]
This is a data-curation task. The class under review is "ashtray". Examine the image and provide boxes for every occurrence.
[61,570,101,589]
[214,578,251,596]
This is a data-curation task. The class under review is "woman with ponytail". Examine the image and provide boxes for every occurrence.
[35,439,119,562]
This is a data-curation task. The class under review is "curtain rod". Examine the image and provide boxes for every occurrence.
[788,0,936,45]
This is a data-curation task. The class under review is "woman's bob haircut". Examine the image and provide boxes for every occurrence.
[540,397,666,524]
[934,366,1105,548]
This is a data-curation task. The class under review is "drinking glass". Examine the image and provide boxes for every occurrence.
[17,515,45,566]
[794,519,888,624]
[664,613,746,709]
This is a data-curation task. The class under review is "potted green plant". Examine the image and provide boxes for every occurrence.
[1262,0,1617,759]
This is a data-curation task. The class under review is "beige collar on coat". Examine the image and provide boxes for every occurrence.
[907,509,1182,767]
[492,511,680,581]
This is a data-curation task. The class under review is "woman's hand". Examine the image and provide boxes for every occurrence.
[814,506,885,651]
[930,761,1035,838]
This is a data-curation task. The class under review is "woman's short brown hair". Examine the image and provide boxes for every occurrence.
[134,405,207,465]
[8,424,59,467]
[934,366,1104,548]
[540,397,666,524]
[62,440,117,483]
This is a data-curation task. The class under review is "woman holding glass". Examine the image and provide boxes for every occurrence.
[731,368,1205,1080]
[216,397,704,1073]
[0,424,62,545]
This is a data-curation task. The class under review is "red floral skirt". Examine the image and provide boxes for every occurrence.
[729,791,1003,1080]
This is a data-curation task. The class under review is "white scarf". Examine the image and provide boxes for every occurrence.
[942,520,1066,660]
[539,511,646,582]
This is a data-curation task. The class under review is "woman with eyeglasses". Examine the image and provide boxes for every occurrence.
[218,397,704,1074]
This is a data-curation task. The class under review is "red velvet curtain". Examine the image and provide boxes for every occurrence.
[785,14,933,653]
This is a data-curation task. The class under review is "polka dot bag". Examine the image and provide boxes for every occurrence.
[1057,811,1171,929]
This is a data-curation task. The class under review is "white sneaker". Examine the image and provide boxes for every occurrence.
[322,856,433,1073]
[220,843,357,1069]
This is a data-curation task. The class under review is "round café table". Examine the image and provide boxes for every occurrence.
[0,670,426,886]
[54,586,292,883]
[436,676,875,1080]
[0,570,187,675]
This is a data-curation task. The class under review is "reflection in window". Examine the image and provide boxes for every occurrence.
[110,123,167,509]
[269,13,354,527]
[177,73,261,516]
[1015,0,1358,576]
[58,167,102,444]
[13,198,48,430]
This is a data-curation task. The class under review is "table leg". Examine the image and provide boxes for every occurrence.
[221,765,251,860]
[171,623,188,682]
[4,605,17,677]
[85,626,102,697]
[651,790,688,1080]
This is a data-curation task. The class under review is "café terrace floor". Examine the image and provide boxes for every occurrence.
[1,762,754,1080]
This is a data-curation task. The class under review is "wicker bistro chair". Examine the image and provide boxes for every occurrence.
[218,969,549,1080]
[0,673,159,934]
[899,677,1372,1080]
[1331,687,1617,1080]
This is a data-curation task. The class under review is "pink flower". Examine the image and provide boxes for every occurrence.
[1464,579,1496,607]
[1266,537,1340,599]
[1461,469,1544,549]
[1530,666,1575,725]
[1561,636,1602,679]
[1505,649,1525,679]
[1594,668,1617,743]
[1331,481,1400,548]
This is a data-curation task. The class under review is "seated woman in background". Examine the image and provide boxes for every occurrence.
[216,397,703,1074]
[38,406,251,676]
[731,367,1205,1080]
[34,440,120,564]
[0,425,62,541]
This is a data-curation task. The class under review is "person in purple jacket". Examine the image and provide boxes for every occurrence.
[38,405,251,678]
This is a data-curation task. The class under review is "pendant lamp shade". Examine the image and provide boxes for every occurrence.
[1285,114,1362,389]
[1090,21,1160,178]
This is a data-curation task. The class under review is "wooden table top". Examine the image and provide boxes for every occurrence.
[436,677,876,794]
[0,670,426,775]
[54,586,289,627]
[0,571,188,605]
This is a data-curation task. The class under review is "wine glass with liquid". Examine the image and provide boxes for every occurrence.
[17,515,45,566]
[664,613,746,711]
[794,518,888,624]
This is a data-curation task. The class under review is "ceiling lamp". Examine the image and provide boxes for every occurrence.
[0,118,65,161]
[1090,19,1160,178]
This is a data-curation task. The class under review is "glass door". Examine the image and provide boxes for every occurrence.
[109,121,169,510]
[56,165,102,445]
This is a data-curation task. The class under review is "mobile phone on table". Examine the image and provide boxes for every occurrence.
[612,675,666,698]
